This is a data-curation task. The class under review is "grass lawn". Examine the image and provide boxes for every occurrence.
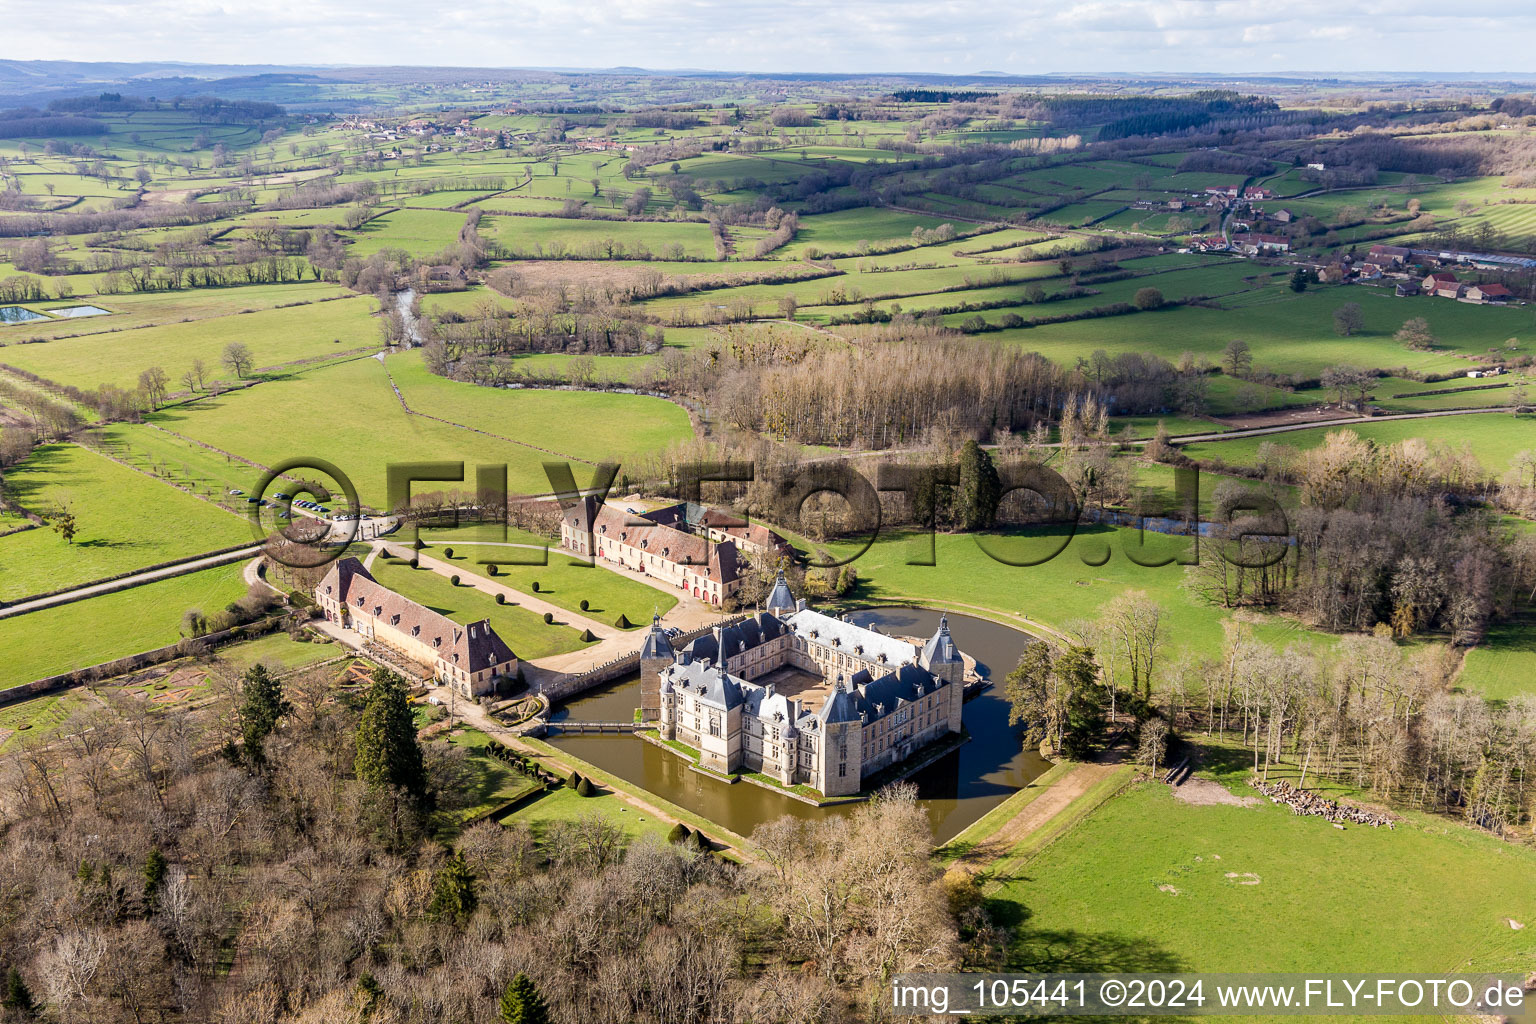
[386,350,692,471]
[439,726,545,828]
[0,563,250,686]
[346,208,467,257]
[1455,613,1536,703]
[0,295,378,391]
[366,557,594,659]
[155,355,690,506]
[497,776,674,846]
[215,631,343,673]
[1184,412,1535,477]
[998,780,1536,977]
[812,524,1327,662]
[487,214,722,258]
[0,443,250,603]
[419,541,676,627]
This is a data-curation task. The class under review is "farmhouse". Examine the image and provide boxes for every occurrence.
[1464,283,1513,304]
[1368,244,1411,266]
[1423,272,1464,299]
[645,573,965,796]
[561,496,745,605]
[1241,233,1290,254]
[315,557,517,698]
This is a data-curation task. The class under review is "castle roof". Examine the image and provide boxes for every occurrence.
[921,614,963,667]
[765,570,796,615]
[786,608,916,667]
[639,614,674,661]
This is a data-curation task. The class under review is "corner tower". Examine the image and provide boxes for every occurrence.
[638,613,674,722]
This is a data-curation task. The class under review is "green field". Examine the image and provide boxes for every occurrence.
[1000,780,1536,977]
[0,562,251,686]
[215,630,344,673]
[440,726,546,828]
[366,556,594,659]
[1185,412,1534,476]
[1,295,378,391]
[151,354,692,506]
[0,443,250,602]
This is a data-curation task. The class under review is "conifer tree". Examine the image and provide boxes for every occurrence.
[956,439,1002,532]
[498,973,551,1024]
[427,850,478,926]
[354,668,427,799]
[238,662,290,764]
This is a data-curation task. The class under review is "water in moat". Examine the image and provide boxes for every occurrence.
[547,607,1048,843]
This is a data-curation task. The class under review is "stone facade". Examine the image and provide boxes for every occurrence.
[315,557,517,698]
[653,573,964,796]
[560,496,743,606]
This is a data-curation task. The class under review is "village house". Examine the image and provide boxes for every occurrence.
[315,558,517,698]
[1368,244,1411,266]
[1270,208,1294,223]
[646,573,965,796]
[1241,233,1290,255]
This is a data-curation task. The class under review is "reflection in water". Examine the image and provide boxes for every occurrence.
[549,607,1047,842]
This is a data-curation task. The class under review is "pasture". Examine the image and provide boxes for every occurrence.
[999,779,1536,976]
[0,443,249,602]
[0,562,250,687]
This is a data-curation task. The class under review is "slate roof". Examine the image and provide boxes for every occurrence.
[318,557,515,673]
[786,608,916,667]
[592,504,742,584]
[922,614,963,667]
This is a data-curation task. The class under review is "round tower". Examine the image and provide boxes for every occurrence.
[638,613,674,723]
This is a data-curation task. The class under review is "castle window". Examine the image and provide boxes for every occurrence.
[838,763,847,778]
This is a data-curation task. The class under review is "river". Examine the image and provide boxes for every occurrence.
[547,607,1048,842]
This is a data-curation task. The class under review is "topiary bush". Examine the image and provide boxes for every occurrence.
[543,612,554,624]
[566,771,582,790]
[413,538,424,550]
[450,574,460,586]
[488,564,498,576]
[444,547,454,558]
[614,613,631,629]
[531,581,540,592]
[495,592,506,605]
[409,558,419,569]
[576,777,593,797]
[579,628,596,643]
[667,822,688,844]
[579,599,589,611]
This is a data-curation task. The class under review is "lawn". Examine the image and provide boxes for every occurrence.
[0,294,378,391]
[809,524,1327,662]
[780,208,958,257]
[346,208,468,257]
[367,556,594,659]
[487,214,722,259]
[439,726,545,829]
[0,688,94,752]
[418,540,677,628]
[997,780,1536,977]
[497,775,674,846]
[0,443,250,603]
[215,631,343,673]
[1455,613,1536,703]
[0,562,251,686]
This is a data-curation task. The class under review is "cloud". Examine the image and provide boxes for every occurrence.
[6,0,1536,72]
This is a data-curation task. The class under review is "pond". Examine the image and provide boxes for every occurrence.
[548,606,1046,843]
[0,306,49,325]
[45,305,111,318]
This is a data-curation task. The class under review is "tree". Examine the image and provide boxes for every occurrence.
[354,668,427,799]
[1395,317,1436,351]
[2,967,36,1018]
[137,365,169,409]
[1137,717,1170,776]
[1332,302,1365,337]
[47,504,77,544]
[1004,642,1103,757]
[1222,338,1252,378]
[189,357,208,391]
[141,848,167,908]
[1132,287,1165,310]
[1320,364,1372,407]
[1289,267,1310,292]
[956,440,1001,532]
[1055,646,1104,759]
[499,973,552,1024]
[237,662,290,764]
[222,341,255,378]
[426,849,477,926]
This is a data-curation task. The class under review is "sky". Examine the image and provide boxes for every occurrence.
[6,0,1536,75]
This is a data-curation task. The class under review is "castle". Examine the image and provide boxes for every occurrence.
[639,572,965,797]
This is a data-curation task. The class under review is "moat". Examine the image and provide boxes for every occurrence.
[547,607,1049,842]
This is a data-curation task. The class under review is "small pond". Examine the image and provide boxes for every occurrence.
[0,306,49,325]
[45,305,111,318]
